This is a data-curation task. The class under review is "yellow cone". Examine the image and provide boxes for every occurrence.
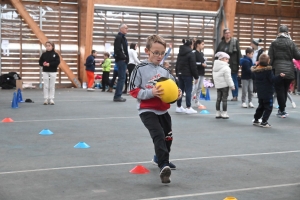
[223,197,237,200]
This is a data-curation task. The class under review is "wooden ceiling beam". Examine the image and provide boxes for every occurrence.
[9,0,81,87]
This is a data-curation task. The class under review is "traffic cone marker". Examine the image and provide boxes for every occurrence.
[205,88,210,101]
[129,165,150,174]
[11,92,18,108]
[199,90,205,100]
[198,105,206,109]
[17,89,24,103]
[39,129,53,135]
[200,110,210,114]
[2,118,14,123]
[223,197,237,200]
[74,142,90,149]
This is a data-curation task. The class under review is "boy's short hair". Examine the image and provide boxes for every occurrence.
[258,53,270,66]
[146,35,166,49]
[245,47,254,55]
[91,50,97,54]
[104,52,110,57]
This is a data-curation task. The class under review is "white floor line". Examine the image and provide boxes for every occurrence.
[0,150,299,175]
[138,182,300,200]
[13,116,138,123]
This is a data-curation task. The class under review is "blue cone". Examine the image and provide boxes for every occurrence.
[17,89,24,103]
[205,88,210,101]
[11,92,19,108]
[200,90,205,100]
[74,142,90,149]
[39,129,53,135]
[200,110,210,114]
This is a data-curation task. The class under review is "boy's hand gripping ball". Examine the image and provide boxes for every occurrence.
[155,77,179,104]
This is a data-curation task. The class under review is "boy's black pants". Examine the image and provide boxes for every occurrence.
[254,98,273,122]
[139,111,172,168]
[102,71,110,91]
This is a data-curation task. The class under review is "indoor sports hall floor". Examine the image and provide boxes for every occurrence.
[0,87,300,200]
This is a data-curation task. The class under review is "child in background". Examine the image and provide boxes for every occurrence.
[85,50,97,91]
[101,52,111,92]
[252,54,285,127]
[240,47,254,108]
[129,35,182,184]
[212,52,235,119]
[191,39,206,107]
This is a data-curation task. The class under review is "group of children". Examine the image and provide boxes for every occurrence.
[213,49,288,127]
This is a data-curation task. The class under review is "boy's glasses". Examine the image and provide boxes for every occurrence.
[149,50,166,57]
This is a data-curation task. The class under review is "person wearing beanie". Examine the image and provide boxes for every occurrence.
[268,25,300,118]
[175,38,199,114]
[215,28,242,101]
[212,51,235,119]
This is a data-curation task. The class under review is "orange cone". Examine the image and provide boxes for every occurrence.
[129,165,150,174]
[198,105,206,109]
[2,118,14,123]
[224,197,237,200]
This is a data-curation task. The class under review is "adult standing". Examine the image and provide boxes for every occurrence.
[175,39,199,114]
[39,41,60,105]
[123,43,140,93]
[250,38,264,97]
[215,28,242,101]
[113,23,129,102]
[268,25,300,117]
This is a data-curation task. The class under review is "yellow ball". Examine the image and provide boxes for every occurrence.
[155,77,178,104]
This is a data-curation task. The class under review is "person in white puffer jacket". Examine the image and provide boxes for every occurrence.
[213,52,235,119]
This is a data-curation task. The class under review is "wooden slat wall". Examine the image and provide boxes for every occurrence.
[93,10,216,77]
[0,1,78,85]
[237,0,300,7]
[234,14,300,55]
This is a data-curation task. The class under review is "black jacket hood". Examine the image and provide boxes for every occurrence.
[178,45,192,56]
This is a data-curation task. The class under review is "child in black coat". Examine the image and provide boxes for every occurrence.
[251,54,285,127]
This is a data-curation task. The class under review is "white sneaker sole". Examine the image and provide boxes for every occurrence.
[160,166,171,184]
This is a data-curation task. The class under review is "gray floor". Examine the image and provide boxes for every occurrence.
[0,87,300,200]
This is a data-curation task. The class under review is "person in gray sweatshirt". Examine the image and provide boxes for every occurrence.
[129,35,182,184]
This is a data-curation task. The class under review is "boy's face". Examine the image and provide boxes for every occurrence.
[247,52,254,59]
[145,42,166,65]
[104,55,108,59]
[93,52,97,57]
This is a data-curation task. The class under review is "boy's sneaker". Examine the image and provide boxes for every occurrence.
[216,111,222,119]
[221,111,229,119]
[152,155,176,170]
[292,102,296,108]
[43,99,48,105]
[176,106,186,113]
[185,107,197,114]
[248,102,254,108]
[260,121,271,128]
[282,111,289,116]
[87,88,95,91]
[276,111,286,118]
[242,102,247,108]
[159,165,171,184]
[49,99,55,105]
[253,120,260,126]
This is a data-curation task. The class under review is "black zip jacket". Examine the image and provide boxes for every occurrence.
[39,50,60,72]
[193,50,206,76]
[114,32,129,64]
[175,45,198,80]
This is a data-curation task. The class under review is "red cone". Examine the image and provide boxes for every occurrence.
[129,165,150,174]
[2,118,14,123]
